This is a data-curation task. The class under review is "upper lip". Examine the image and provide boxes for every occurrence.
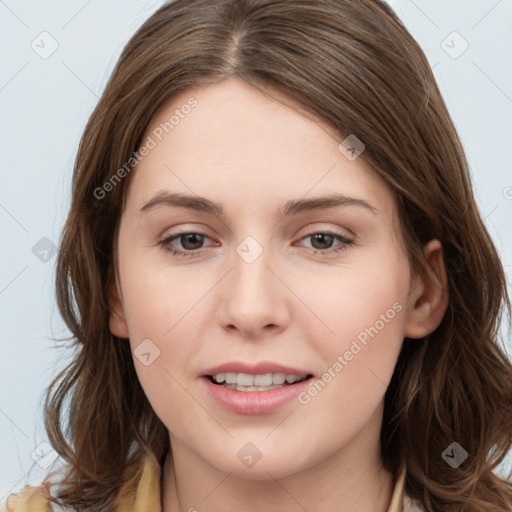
[202,361,312,377]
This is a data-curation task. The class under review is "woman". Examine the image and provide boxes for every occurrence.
[4,0,512,510]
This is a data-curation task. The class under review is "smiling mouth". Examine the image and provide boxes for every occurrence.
[206,372,313,392]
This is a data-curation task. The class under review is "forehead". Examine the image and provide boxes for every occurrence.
[124,78,395,220]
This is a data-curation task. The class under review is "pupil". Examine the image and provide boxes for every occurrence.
[182,233,203,250]
[312,233,332,250]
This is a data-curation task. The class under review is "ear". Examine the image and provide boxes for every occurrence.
[404,239,449,339]
[108,277,129,339]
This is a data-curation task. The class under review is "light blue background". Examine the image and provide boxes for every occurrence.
[1,0,511,500]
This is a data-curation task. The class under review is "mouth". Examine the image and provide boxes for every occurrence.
[205,372,314,392]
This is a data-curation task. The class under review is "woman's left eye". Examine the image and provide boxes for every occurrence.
[159,231,354,258]
[298,231,354,254]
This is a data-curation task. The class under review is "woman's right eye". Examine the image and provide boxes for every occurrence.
[159,232,214,258]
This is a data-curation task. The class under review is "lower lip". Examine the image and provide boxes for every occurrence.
[202,376,313,415]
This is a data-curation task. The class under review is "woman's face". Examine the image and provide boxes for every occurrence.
[110,77,420,479]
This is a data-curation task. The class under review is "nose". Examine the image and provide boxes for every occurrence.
[215,240,290,339]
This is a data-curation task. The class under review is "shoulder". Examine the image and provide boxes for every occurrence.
[1,482,73,512]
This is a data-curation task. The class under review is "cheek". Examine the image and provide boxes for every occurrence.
[300,258,408,358]
[115,250,204,398]
[294,256,408,418]
[119,251,207,341]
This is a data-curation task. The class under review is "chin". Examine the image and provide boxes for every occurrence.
[223,459,304,481]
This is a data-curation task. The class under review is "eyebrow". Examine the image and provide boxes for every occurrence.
[139,191,377,217]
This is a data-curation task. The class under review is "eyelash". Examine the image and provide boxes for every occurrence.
[158,230,354,258]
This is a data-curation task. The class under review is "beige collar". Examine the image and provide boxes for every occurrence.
[388,464,407,512]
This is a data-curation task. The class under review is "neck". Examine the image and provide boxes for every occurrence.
[161,410,394,512]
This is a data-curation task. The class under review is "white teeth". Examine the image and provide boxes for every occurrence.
[236,384,282,392]
[211,372,308,387]
[272,373,286,385]
[220,383,284,392]
[253,374,272,386]
[237,372,255,386]
[225,372,237,384]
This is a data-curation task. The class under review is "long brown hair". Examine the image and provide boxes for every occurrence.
[42,0,512,510]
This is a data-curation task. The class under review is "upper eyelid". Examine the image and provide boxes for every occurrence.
[160,220,355,237]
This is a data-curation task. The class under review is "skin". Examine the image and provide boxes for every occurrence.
[109,78,448,512]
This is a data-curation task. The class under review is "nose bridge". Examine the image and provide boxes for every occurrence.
[231,234,277,307]
[216,233,288,335]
